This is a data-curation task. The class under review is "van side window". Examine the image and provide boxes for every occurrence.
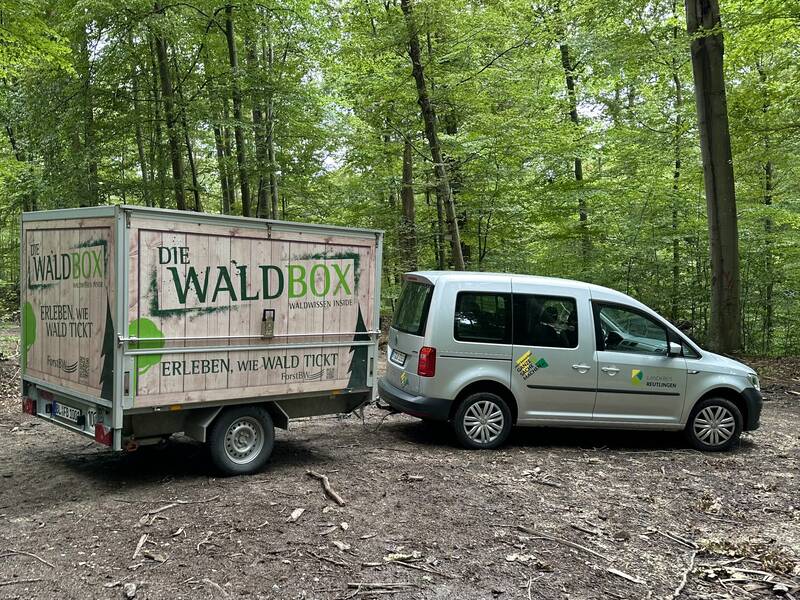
[393,281,433,336]
[513,295,578,348]
[454,292,511,344]
[594,304,668,355]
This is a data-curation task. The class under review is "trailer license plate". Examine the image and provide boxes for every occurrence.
[53,402,81,423]
[391,350,406,366]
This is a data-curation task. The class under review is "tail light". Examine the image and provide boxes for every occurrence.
[418,346,437,377]
[22,398,36,415]
[95,423,112,447]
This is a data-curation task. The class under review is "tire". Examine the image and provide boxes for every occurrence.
[684,397,742,452]
[453,392,512,449]
[208,406,275,475]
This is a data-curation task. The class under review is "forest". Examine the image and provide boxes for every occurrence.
[0,0,798,356]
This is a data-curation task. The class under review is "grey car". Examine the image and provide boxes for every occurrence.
[378,272,762,451]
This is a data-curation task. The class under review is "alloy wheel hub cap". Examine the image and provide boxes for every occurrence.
[694,406,735,446]
[464,400,504,444]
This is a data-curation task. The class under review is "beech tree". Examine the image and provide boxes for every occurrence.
[685,0,741,353]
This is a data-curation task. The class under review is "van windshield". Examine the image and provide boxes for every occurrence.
[392,281,433,336]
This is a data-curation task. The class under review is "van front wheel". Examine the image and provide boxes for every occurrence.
[208,406,275,475]
[453,393,512,449]
[685,398,742,451]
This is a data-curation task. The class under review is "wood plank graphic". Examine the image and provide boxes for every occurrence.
[128,219,376,408]
[21,219,115,398]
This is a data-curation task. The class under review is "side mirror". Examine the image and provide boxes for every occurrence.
[668,341,683,357]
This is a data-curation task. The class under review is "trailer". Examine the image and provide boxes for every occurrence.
[20,206,382,474]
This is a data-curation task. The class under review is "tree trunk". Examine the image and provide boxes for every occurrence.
[148,35,167,208]
[172,55,201,212]
[225,5,251,216]
[77,28,99,206]
[758,64,774,354]
[205,53,232,214]
[399,139,417,272]
[670,10,683,322]
[559,41,589,265]
[152,7,186,211]
[246,35,269,219]
[433,175,446,269]
[400,0,465,270]
[131,61,151,206]
[263,34,279,219]
[222,98,236,211]
[4,124,36,211]
[685,0,741,353]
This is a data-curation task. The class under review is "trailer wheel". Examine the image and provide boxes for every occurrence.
[208,406,274,475]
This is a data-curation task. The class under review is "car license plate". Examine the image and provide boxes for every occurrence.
[53,402,81,423]
[391,350,407,366]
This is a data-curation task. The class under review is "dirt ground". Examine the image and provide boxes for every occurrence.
[0,346,798,600]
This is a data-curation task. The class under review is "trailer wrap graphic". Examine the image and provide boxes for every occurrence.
[130,226,375,407]
[21,221,115,398]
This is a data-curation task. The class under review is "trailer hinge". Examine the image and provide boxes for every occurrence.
[125,210,131,228]
[266,223,272,239]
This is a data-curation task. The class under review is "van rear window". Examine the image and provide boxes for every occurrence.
[392,281,433,336]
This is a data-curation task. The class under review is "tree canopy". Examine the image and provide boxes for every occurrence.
[1,0,798,355]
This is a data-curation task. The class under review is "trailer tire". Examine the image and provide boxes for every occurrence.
[208,406,275,475]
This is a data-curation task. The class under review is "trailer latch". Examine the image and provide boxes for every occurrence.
[261,309,275,338]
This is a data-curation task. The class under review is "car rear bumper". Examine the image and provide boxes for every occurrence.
[742,387,763,431]
[377,378,452,421]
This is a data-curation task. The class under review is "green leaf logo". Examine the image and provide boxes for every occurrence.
[129,318,165,395]
[22,301,36,369]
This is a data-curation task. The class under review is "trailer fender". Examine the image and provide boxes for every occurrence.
[263,402,290,430]
[184,402,289,443]
[183,407,223,443]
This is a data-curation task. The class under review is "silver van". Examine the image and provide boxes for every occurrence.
[378,272,762,451]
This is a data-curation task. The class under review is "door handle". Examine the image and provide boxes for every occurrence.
[601,366,620,375]
[572,364,592,373]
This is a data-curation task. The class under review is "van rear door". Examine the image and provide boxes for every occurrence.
[385,277,434,394]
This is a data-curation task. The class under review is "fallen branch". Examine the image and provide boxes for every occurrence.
[146,495,221,516]
[387,559,452,579]
[671,549,697,598]
[310,551,352,568]
[570,523,600,536]
[202,578,230,597]
[518,526,612,562]
[113,495,220,507]
[606,567,646,585]
[344,582,417,598]
[531,479,562,488]
[657,530,698,550]
[307,470,346,506]
[0,578,42,587]
[132,534,148,559]
[346,582,417,589]
[1,549,56,569]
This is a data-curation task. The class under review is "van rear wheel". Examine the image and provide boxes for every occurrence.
[208,406,275,475]
[453,393,511,449]
[685,398,742,451]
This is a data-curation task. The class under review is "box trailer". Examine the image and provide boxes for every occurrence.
[20,206,382,474]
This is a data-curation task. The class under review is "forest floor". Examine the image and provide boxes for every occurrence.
[0,331,798,600]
